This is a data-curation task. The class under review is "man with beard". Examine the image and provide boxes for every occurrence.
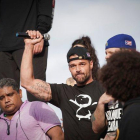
[21,30,104,140]
[98,50,140,140]
[91,34,136,140]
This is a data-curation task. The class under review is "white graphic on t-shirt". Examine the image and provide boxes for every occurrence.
[69,94,97,120]
[106,101,122,132]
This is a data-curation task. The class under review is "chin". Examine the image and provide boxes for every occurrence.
[5,109,16,115]
[75,79,83,83]
[77,77,90,85]
[76,80,86,85]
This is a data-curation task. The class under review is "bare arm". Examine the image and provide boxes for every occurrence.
[46,126,64,140]
[20,30,52,101]
[91,92,114,133]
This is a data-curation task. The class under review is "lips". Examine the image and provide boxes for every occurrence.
[76,73,84,77]
[5,104,13,108]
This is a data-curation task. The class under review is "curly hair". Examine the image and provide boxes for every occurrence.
[0,78,19,93]
[99,51,140,102]
[71,36,100,80]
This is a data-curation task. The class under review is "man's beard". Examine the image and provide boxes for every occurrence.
[72,73,90,85]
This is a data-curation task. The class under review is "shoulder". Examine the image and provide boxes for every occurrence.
[92,80,105,94]
[94,80,104,88]
[50,83,74,91]
[27,101,55,114]
[124,103,140,116]
[50,83,72,88]
[32,101,52,109]
[120,103,140,126]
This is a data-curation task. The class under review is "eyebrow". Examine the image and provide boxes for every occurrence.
[79,62,86,64]
[0,92,14,97]
[69,63,75,66]
[7,92,14,94]
[106,51,113,54]
[0,95,4,98]
[4,92,15,96]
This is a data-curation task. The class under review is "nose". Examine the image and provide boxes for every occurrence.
[105,54,110,60]
[76,65,81,72]
[5,96,10,103]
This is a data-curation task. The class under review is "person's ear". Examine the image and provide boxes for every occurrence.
[90,60,93,69]
[19,89,22,98]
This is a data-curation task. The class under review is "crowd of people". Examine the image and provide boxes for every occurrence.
[0,1,140,140]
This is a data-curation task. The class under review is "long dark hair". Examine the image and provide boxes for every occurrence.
[71,36,100,80]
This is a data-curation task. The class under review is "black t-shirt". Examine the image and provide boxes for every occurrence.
[50,81,104,140]
[105,100,123,133]
[118,97,140,140]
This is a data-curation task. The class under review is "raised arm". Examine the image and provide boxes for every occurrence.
[21,30,52,101]
[91,92,114,133]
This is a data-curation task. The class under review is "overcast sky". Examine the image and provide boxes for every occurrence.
[22,0,140,119]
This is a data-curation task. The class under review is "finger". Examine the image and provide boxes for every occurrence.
[33,49,35,55]
[30,31,35,39]
[36,31,40,39]
[35,45,41,54]
[37,31,43,39]
[40,46,43,52]
[26,30,30,34]
[32,30,37,39]
[37,46,42,54]
[33,46,38,54]
[33,46,36,54]
[26,30,33,38]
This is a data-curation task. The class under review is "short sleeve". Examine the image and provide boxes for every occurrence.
[33,101,61,133]
[49,84,63,107]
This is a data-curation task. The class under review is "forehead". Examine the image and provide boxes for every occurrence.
[0,86,15,95]
[69,58,88,65]
[73,44,84,48]
[105,48,120,53]
[69,54,78,59]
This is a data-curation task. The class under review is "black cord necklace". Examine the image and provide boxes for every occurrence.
[0,117,10,135]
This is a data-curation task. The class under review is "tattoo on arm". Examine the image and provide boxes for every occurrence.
[29,81,51,101]
[91,113,96,122]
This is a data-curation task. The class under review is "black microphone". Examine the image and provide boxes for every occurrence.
[16,32,50,41]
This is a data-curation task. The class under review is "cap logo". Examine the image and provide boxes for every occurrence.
[125,40,132,46]
[105,42,108,47]
[86,52,90,57]
[79,56,82,59]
